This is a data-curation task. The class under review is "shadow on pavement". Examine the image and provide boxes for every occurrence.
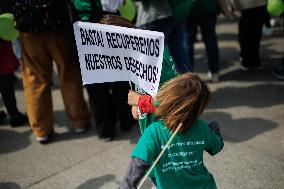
[0,182,21,189]
[76,174,117,189]
[112,124,140,145]
[0,130,31,154]
[53,109,140,144]
[49,129,97,144]
[209,83,284,109]
[194,47,239,73]
[219,66,281,82]
[217,31,283,42]
[202,111,278,143]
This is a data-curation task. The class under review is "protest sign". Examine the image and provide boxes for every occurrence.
[73,21,164,96]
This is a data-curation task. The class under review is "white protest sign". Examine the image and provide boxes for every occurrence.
[73,21,164,96]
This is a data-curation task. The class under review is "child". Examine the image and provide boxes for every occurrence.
[119,73,224,189]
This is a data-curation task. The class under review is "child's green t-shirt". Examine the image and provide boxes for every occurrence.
[132,119,223,189]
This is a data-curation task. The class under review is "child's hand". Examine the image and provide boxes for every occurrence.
[128,90,141,106]
[131,106,139,120]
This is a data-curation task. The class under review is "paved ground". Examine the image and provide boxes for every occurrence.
[0,18,284,189]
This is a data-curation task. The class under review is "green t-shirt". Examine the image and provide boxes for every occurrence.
[137,47,178,133]
[73,0,102,21]
[132,119,223,189]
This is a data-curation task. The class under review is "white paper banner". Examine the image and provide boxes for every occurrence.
[73,21,164,96]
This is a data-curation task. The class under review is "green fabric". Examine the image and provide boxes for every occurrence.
[169,0,218,19]
[132,119,223,189]
[190,0,219,16]
[73,0,102,21]
[158,47,178,87]
[169,0,197,19]
[137,47,178,133]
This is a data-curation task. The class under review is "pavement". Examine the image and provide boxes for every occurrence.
[0,18,284,189]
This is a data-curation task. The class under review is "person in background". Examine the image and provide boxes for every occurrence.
[119,73,224,189]
[99,3,178,134]
[235,0,268,71]
[134,0,191,74]
[12,0,91,144]
[0,0,28,127]
[0,39,28,127]
[134,0,174,45]
[186,0,221,82]
[73,1,136,142]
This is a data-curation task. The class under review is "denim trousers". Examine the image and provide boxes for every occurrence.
[140,17,191,74]
[169,18,191,73]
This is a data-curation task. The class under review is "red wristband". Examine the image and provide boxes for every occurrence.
[138,95,156,114]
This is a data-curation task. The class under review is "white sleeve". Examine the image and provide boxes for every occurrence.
[101,0,125,13]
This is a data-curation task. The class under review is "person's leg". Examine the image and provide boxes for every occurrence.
[0,110,6,124]
[186,15,198,72]
[110,81,136,132]
[48,31,91,131]
[238,9,249,67]
[239,6,266,68]
[199,14,220,74]
[92,83,116,140]
[0,73,20,118]
[85,84,96,123]
[0,73,28,127]
[20,32,53,138]
[168,18,191,73]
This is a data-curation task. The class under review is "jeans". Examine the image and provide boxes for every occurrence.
[139,17,175,46]
[169,18,191,73]
[140,17,191,74]
[187,13,219,73]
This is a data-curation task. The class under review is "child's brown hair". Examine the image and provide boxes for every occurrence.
[99,14,135,28]
[155,73,210,133]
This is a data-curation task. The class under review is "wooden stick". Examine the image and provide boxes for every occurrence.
[137,123,183,189]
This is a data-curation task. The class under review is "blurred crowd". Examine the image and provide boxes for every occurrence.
[0,0,283,145]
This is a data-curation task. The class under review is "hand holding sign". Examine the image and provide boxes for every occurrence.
[73,21,164,96]
[128,90,142,106]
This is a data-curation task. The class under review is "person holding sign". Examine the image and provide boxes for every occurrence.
[119,73,224,189]
[74,11,178,136]
[73,12,137,141]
